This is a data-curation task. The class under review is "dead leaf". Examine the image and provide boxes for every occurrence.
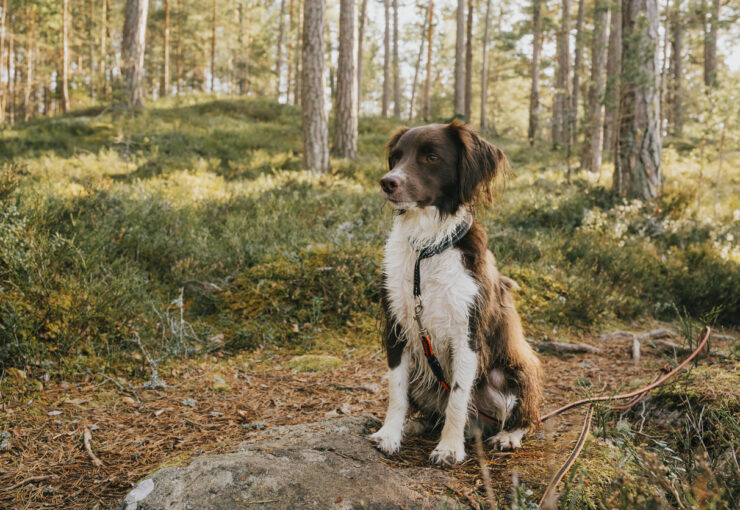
[121,396,138,407]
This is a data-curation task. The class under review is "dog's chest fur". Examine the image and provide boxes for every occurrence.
[383,209,479,410]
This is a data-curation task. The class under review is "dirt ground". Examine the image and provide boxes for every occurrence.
[0,330,734,509]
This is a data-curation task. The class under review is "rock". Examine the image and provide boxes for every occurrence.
[119,415,453,509]
[286,354,343,373]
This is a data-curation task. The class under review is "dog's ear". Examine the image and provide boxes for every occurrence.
[386,126,409,152]
[447,120,508,206]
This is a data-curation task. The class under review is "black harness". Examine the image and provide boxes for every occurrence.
[411,214,501,426]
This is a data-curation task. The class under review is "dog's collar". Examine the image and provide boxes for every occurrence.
[412,214,473,298]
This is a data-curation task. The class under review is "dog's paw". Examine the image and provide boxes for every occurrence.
[430,441,466,465]
[369,426,402,456]
[488,428,526,451]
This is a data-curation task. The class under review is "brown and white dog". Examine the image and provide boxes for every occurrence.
[369,121,542,465]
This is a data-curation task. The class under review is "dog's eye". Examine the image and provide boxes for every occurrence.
[427,154,439,162]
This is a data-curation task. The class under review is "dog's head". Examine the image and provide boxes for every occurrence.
[380,120,508,215]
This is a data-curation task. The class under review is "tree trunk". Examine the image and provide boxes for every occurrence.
[408,4,428,122]
[703,0,719,89]
[669,0,682,136]
[569,0,586,156]
[334,0,357,159]
[160,0,170,98]
[176,0,183,95]
[237,1,249,95]
[101,0,109,98]
[392,0,400,117]
[0,0,6,125]
[302,0,329,173]
[210,0,216,92]
[480,0,496,134]
[356,0,368,118]
[276,0,286,100]
[122,0,149,106]
[61,0,71,113]
[602,1,621,160]
[454,0,465,117]
[464,0,474,121]
[581,0,609,173]
[382,0,390,117]
[528,0,542,145]
[88,0,95,99]
[423,0,434,120]
[552,0,570,147]
[23,5,35,121]
[294,0,303,105]
[614,0,662,199]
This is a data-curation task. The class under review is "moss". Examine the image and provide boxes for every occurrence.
[286,355,343,373]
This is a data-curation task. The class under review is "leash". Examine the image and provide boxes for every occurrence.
[409,218,713,506]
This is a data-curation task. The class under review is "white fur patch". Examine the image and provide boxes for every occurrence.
[489,428,526,450]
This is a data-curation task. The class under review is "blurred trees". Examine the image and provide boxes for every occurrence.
[0,0,735,194]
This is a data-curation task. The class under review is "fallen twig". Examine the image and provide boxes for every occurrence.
[83,428,103,467]
[598,328,674,342]
[527,339,601,354]
[2,475,55,491]
[95,372,142,404]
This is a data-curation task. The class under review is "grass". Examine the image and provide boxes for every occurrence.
[0,96,738,508]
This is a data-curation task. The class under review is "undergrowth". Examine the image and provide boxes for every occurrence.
[0,97,738,373]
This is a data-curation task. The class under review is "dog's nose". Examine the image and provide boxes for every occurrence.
[380,175,401,194]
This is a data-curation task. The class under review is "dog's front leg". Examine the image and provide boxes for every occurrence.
[369,348,409,455]
[430,340,477,465]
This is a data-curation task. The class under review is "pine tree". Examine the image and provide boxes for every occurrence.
[334,0,357,159]
[615,0,662,199]
[581,0,609,173]
[528,0,542,145]
[454,0,465,117]
[301,0,329,173]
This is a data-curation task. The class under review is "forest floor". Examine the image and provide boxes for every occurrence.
[1,325,736,509]
[1,97,739,508]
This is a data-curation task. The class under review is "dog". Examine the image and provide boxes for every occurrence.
[369,120,542,465]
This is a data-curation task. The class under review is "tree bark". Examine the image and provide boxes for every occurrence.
[23,5,35,121]
[237,1,249,95]
[356,0,368,118]
[581,0,609,173]
[392,0,400,117]
[668,0,682,136]
[61,0,71,113]
[528,0,542,145]
[552,0,570,147]
[454,0,465,117]
[614,0,662,200]
[88,0,95,99]
[703,0,719,89]
[276,0,286,100]
[0,0,6,125]
[122,0,149,106]
[382,0,390,117]
[569,0,586,156]
[160,0,170,98]
[301,0,329,173]
[334,0,357,159]
[464,0,474,121]
[102,0,110,98]
[210,0,216,92]
[408,3,428,122]
[423,0,434,120]
[602,1,621,160]
[479,0,497,135]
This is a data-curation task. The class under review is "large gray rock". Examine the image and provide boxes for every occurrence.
[120,415,456,510]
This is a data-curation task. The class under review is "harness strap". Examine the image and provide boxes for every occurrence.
[411,214,502,425]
